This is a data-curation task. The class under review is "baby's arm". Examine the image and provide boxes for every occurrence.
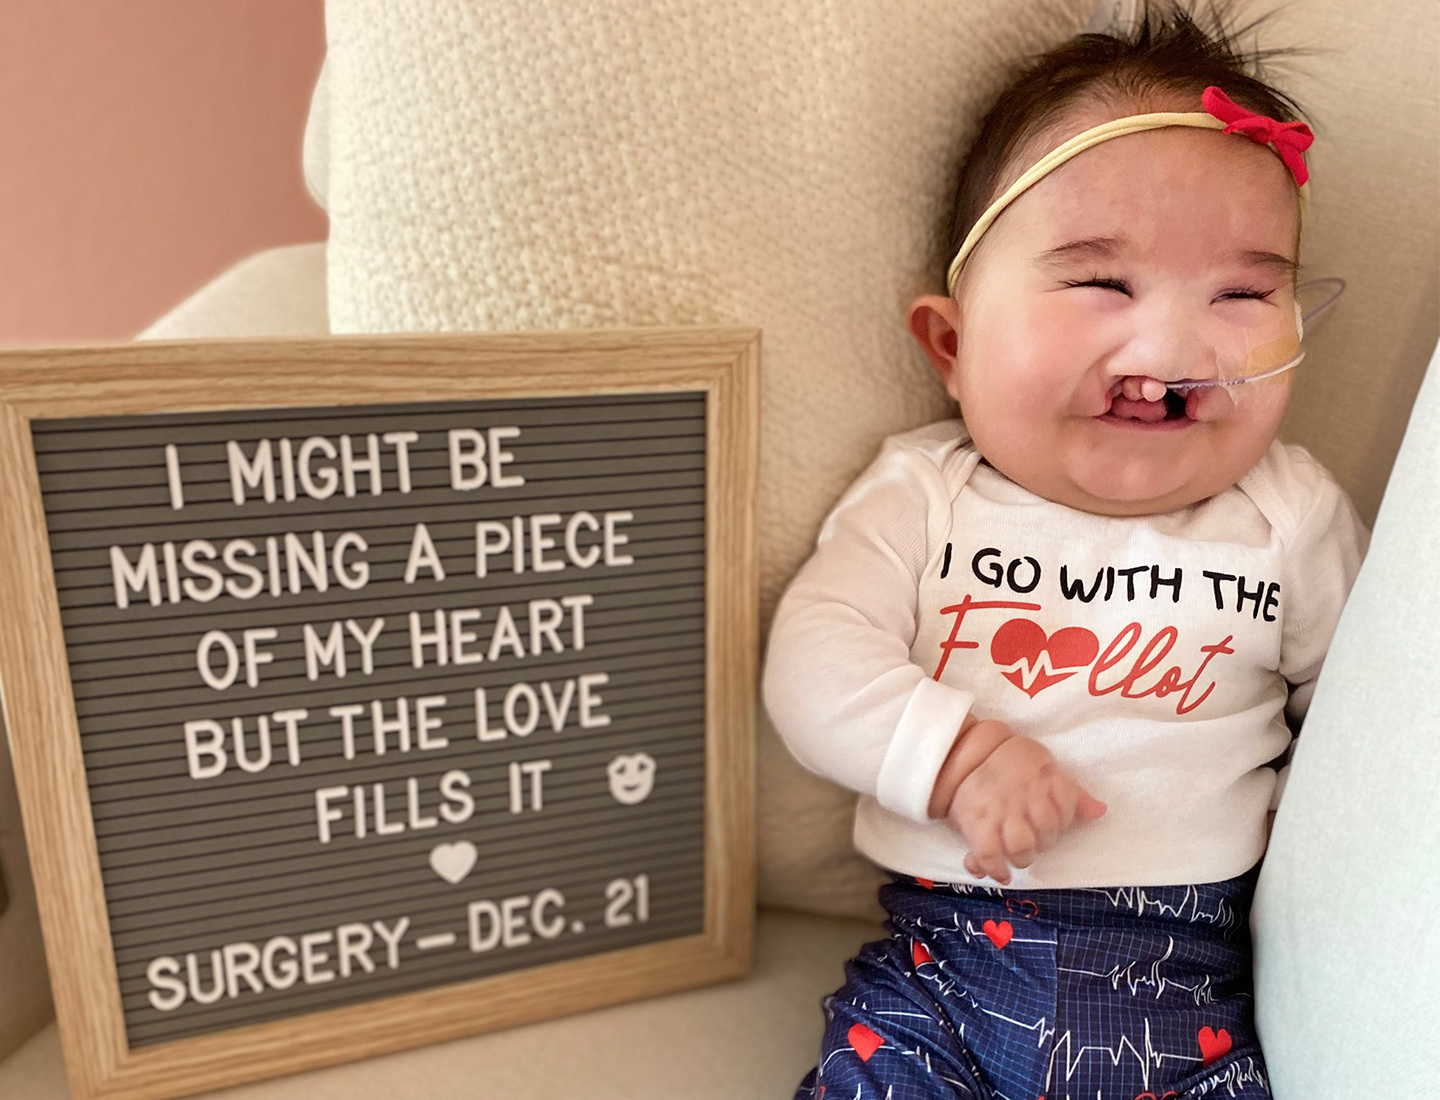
[764,438,1103,879]
[763,440,976,823]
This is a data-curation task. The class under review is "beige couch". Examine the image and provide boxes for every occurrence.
[2,0,1436,1095]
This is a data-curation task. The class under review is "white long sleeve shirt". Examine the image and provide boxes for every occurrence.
[763,419,1368,888]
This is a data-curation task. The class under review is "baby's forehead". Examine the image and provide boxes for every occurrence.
[999,121,1301,258]
[1003,92,1199,175]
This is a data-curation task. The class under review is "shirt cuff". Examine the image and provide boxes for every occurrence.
[875,676,975,824]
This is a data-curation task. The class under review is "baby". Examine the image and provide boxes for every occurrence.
[763,7,1367,1100]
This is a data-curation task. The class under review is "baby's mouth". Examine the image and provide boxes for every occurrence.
[1098,375,1213,428]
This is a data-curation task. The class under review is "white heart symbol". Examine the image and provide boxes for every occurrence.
[429,841,478,885]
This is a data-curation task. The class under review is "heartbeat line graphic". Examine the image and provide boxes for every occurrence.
[1087,885,1238,929]
[1057,937,1220,1004]
[1185,1055,1268,1097]
[1046,1017,1197,1094]
[995,650,1082,693]
[965,919,1050,945]
[887,1035,990,1099]
[914,965,986,1010]
[979,1006,1056,1049]
[935,909,1055,947]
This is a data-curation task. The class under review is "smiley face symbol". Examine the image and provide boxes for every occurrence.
[607,752,656,805]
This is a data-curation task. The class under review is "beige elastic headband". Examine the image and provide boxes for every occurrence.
[945,107,1312,296]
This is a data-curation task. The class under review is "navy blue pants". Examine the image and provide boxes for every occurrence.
[797,865,1270,1100]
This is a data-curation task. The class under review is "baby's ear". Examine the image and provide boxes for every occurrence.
[906,295,962,389]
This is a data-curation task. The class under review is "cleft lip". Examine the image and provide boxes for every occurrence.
[1103,375,1199,423]
[1098,387,1200,431]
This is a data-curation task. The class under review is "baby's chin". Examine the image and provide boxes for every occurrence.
[979,448,1193,515]
[1024,470,1197,516]
[1009,439,1224,516]
[1061,467,1210,516]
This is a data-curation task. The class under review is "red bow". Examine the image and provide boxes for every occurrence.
[1201,86,1313,187]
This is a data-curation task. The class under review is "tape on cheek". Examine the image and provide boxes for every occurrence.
[1243,332,1302,375]
[1211,339,1300,413]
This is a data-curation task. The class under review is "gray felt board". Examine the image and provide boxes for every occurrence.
[30,391,708,1047]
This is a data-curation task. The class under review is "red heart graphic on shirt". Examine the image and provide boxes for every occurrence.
[982,919,1013,949]
[990,619,1100,697]
[912,940,934,966]
[1197,1026,1232,1065]
[848,1023,883,1062]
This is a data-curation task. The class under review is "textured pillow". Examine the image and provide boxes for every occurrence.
[319,0,1439,918]
[1251,337,1440,1094]
[322,0,1095,917]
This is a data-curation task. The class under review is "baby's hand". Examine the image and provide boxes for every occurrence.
[929,719,1107,885]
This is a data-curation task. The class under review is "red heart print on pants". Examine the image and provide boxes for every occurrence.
[912,940,934,966]
[990,619,1100,697]
[847,1023,883,1062]
[1197,1026,1232,1065]
[983,919,1013,948]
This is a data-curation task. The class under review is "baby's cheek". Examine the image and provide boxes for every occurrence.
[963,401,1037,462]
[1186,388,1231,422]
[1206,374,1291,426]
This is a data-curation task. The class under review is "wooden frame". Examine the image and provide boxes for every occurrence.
[0,328,759,1100]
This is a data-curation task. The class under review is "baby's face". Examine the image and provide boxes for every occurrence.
[917,107,1302,516]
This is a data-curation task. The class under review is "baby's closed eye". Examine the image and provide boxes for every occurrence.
[1059,276,1276,302]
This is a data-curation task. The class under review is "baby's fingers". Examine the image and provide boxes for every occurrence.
[964,852,1009,881]
[970,852,1012,884]
[1052,775,1108,827]
[1075,791,1108,821]
[964,819,1013,884]
[1025,792,1063,852]
[1001,816,1037,869]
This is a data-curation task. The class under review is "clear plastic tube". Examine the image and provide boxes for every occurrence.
[1166,277,1345,395]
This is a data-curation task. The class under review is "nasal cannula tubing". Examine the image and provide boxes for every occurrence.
[1164,276,1346,393]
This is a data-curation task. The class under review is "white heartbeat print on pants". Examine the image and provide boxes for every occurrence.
[1046,1017,1199,1095]
[1088,884,1238,928]
[1057,936,1221,1004]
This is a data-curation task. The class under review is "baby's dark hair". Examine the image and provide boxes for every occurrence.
[943,0,1311,288]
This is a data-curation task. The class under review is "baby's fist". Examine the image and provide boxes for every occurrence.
[933,724,1106,884]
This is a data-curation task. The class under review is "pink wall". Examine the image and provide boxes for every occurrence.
[0,0,328,346]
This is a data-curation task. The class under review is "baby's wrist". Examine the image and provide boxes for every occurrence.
[927,716,1013,819]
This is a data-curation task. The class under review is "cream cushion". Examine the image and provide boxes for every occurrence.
[139,243,330,340]
[321,0,1101,919]
[316,0,1439,922]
